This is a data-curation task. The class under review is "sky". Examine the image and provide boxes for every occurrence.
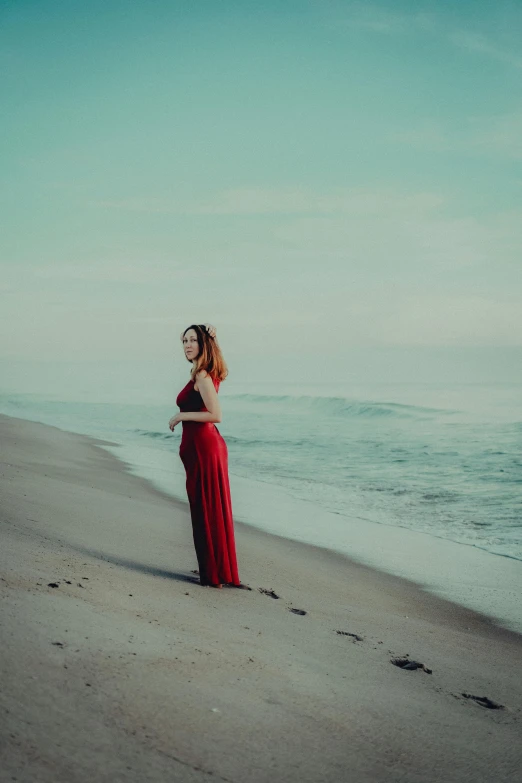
[1,0,521,395]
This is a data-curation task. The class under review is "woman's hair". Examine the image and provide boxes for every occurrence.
[182,324,228,382]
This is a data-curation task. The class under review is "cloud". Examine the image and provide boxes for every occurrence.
[345,292,522,346]
[32,259,228,284]
[272,203,522,292]
[390,112,522,160]
[320,2,522,70]
[389,122,450,153]
[319,1,436,34]
[4,180,521,356]
[468,113,522,159]
[449,30,522,70]
[95,187,444,217]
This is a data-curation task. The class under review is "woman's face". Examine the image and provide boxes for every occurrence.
[183,329,200,361]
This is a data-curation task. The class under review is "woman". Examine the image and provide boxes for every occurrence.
[169,324,245,589]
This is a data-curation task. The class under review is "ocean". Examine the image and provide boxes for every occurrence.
[1,379,521,630]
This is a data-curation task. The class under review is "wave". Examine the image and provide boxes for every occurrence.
[133,428,174,440]
[227,394,455,418]
[133,428,327,451]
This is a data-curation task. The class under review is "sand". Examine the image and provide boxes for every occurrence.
[1,413,521,783]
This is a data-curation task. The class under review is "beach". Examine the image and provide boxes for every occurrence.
[1,413,521,783]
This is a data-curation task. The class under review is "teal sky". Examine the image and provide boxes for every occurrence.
[1,0,521,386]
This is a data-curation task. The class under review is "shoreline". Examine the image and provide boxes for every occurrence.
[1,413,522,782]
[5,404,520,633]
[3,409,522,634]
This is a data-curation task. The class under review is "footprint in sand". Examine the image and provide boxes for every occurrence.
[391,657,432,674]
[461,693,504,710]
[258,588,280,599]
[335,630,363,642]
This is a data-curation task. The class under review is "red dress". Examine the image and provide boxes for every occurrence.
[176,377,240,586]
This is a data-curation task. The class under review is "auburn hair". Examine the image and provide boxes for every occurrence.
[182,324,228,382]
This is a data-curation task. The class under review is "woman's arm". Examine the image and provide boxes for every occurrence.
[177,410,220,423]
[192,372,221,422]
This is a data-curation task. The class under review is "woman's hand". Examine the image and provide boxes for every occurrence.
[169,413,182,431]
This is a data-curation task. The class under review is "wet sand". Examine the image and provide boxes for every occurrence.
[1,413,521,782]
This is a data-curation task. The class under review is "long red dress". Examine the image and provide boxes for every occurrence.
[176,377,241,586]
